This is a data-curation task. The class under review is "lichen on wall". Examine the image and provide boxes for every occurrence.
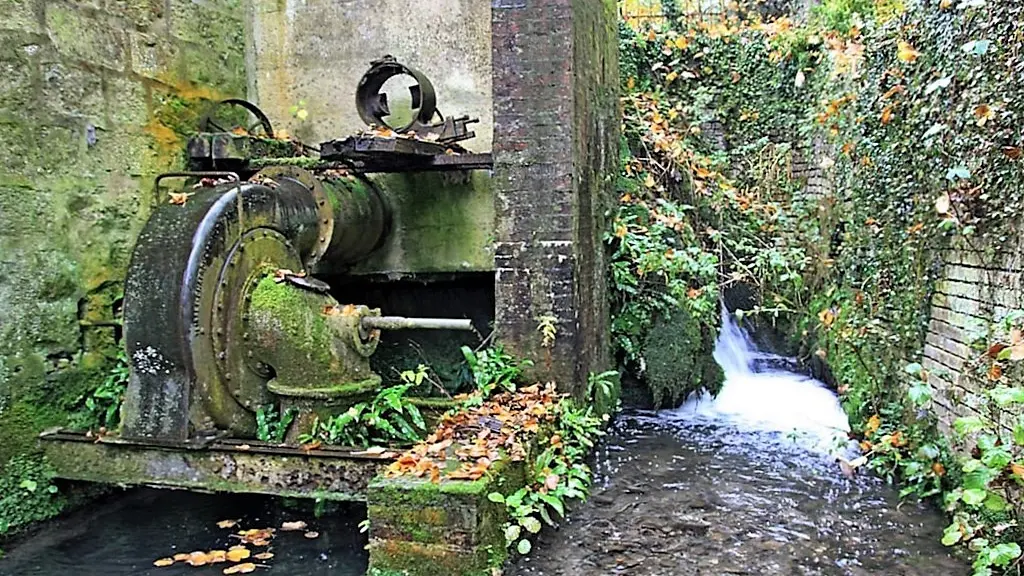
[0,0,248,535]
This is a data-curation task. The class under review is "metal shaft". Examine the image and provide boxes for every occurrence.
[360,316,474,331]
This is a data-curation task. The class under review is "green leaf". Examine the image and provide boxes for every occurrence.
[908,383,932,406]
[538,493,565,517]
[941,524,963,546]
[989,386,1024,407]
[488,492,506,504]
[19,479,37,493]
[520,516,542,534]
[504,524,521,543]
[517,539,532,555]
[946,166,971,182]
[983,492,1007,512]
[954,416,986,435]
[987,542,1021,567]
[904,362,923,375]
[962,488,987,506]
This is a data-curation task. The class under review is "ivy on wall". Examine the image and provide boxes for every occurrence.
[616,0,1024,571]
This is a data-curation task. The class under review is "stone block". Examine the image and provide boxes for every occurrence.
[105,0,164,30]
[0,0,43,34]
[38,61,106,121]
[44,3,125,71]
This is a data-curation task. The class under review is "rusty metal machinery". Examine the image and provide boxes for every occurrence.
[42,56,492,499]
[120,164,472,444]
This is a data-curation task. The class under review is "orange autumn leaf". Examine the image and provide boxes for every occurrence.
[1002,146,1022,160]
[254,552,274,560]
[880,105,894,125]
[226,548,251,562]
[865,414,881,438]
[932,462,946,476]
[1010,463,1024,479]
[173,553,190,562]
[223,563,257,575]
[988,363,1003,381]
[153,558,175,567]
[974,104,995,127]
[217,519,240,529]
[169,192,193,205]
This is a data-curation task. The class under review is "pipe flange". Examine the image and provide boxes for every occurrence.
[355,55,438,133]
[207,228,303,425]
[256,166,333,269]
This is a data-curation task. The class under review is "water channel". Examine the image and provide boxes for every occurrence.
[0,309,967,575]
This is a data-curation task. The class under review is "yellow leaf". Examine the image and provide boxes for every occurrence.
[281,520,307,532]
[153,558,175,567]
[254,552,274,560]
[226,548,251,562]
[674,36,689,50]
[644,174,656,188]
[646,29,657,42]
[865,414,881,437]
[939,0,952,8]
[223,563,258,575]
[666,71,678,83]
[627,77,636,90]
[896,41,920,63]
[217,519,240,529]
[173,553,190,562]
[1011,463,1024,479]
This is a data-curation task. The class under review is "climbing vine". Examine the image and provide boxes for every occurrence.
[618,0,1024,571]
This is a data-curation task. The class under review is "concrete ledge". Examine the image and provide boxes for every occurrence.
[40,431,387,501]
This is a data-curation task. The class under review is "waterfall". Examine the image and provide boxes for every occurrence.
[671,303,852,453]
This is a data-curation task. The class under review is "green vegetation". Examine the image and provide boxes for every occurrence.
[0,455,65,536]
[300,374,428,447]
[618,0,1024,570]
[255,404,297,444]
[68,350,129,432]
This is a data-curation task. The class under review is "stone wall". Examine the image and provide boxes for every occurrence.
[491,0,619,394]
[0,0,246,485]
[923,234,1024,430]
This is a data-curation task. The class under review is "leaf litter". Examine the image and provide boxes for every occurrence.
[151,518,318,573]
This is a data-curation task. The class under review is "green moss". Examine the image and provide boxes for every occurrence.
[640,308,723,408]
[249,276,335,371]
[0,455,66,536]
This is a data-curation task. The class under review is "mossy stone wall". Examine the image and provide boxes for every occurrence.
[0,0,247,533]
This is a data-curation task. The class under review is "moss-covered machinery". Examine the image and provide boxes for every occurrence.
[40,58,493,500]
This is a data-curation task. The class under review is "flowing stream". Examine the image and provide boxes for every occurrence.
[0,308,967,575]
[511,307,966,575]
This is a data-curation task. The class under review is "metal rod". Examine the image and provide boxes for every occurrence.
[360,316,474,331]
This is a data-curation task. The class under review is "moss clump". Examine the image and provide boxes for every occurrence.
[640,308,723,408]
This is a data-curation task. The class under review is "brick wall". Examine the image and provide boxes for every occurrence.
[923,233,1024,430]
[0,0,246,469]
[491,0,618,394]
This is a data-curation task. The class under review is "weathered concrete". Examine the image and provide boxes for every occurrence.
[247,0,494,151]
[41,431,386,501]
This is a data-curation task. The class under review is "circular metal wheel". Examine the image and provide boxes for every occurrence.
[199,98,275,138]
[355,55,440,133]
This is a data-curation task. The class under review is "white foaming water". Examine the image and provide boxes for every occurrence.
[670,305,852,454]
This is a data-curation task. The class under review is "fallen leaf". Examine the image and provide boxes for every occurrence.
[1002,146,1022,160]
[304,531,320,539]
[896,41,920,63]
[223,563,258,575]
[865,414,881,437]
[281,521,307,532]
[169,192,193,205]
[153,558,175,567]
[1010,463,1024,479]
[217,519,240,529]
[173,553,190,561]
[880,105,894,125]
[933,462,946,476]
[254,552,274,560]
[934,193,950,214]
[185,552,211,566]
[226,548,251,562]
